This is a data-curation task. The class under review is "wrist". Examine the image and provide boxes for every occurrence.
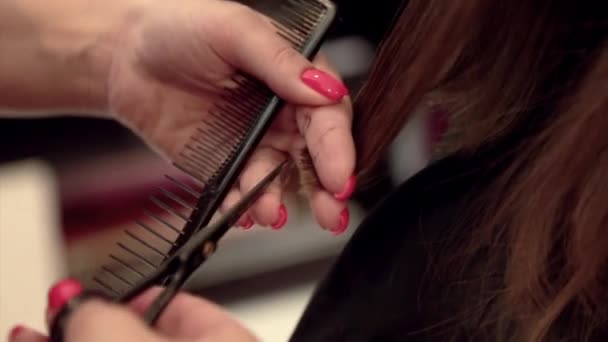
[37,0,150,116]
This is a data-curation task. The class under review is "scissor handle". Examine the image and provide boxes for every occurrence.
[142,261,192,325]
[49,290,111,342]
[49,160,290,341]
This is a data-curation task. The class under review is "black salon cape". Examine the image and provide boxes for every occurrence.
[289,142,512,341]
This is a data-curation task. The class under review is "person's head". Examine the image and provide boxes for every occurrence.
[353,1,607,340]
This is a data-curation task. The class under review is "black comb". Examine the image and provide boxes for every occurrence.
[87,0,338,301]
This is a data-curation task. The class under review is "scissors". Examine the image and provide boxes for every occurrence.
[49,159,290,342]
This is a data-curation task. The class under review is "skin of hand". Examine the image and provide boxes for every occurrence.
[107,0,355,232]
[9,288,258,342]
[0,0,355,233]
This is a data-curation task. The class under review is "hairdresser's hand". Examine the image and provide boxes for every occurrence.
[9,287,256,342]
[106,0,355,233]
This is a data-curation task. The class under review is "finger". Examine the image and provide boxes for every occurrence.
[46,278,84,328]
[295,56,356,200]
[221,188,254,229]
[64,301,159,342]
[309,190,350,235]
[8,325,48,342]
[209,4,349,105]
[297,102,356,198]
[259,130,301,151]
[269,104,298,133]
[239,148,287,228]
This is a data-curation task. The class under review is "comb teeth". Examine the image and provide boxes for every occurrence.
[94,276,121,296]
[110,254,146,277]
[89,0,334,298]
[174,0,329,183]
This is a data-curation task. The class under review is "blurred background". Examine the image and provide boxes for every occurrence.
[0,0,434,340]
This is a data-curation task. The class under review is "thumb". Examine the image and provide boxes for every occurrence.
[209,4,348,105]
[63,300,163,342]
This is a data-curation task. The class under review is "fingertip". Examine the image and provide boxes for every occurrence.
[8,325,24,342]
[46,278,83,326]
[251,193,283,227]
[310,191,348,233]
[333,207,350,236]
[271,204,288,230]
[8,324,47,342]
[241,215,255,230]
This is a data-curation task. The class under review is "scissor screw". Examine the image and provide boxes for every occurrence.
[202,242,216,257]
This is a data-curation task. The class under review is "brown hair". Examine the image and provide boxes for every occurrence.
[353,0,607,340]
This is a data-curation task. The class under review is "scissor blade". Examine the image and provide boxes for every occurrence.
[187,159,290,250]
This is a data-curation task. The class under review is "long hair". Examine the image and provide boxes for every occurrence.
[353,0,608,340]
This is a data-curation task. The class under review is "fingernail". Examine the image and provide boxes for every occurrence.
[334,175,357,201]
[271,205,288,230]
[301,68,348,101]
[8,325,24,340]
[48,278,83,314]
[333,207,349,235]
[243,217,255,230]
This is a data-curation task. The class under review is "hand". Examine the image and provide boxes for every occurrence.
[107,0,355,233]
[8,288,256,342]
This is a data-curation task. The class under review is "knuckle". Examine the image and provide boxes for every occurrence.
[206,4,256,42]
[271,45,300,68]
[296,107,314,134]
[314,125,339,150]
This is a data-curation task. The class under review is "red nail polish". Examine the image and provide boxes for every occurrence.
[334,175,357,201]
[8,325,23,340]
[333,207,349,235]
[243,217,255,230]
[48,278,83,313]
[301,68,348,101]
[271,205,288,230]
